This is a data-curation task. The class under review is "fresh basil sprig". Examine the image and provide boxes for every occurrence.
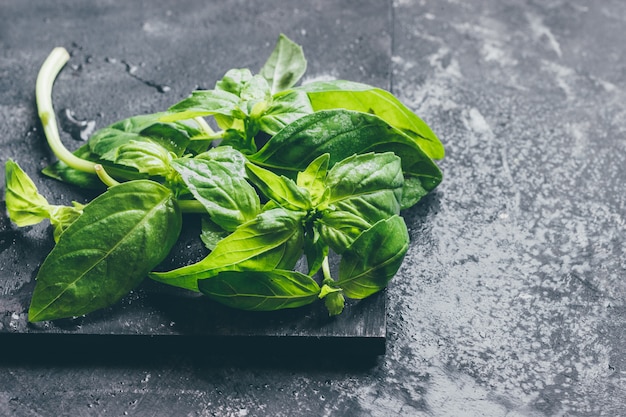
[4,34,443,321]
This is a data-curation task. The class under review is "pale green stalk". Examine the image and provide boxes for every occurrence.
[36,47,96,173]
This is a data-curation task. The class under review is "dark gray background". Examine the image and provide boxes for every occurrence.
[1,0,625,416]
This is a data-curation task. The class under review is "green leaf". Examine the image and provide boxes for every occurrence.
[316,210,372,254]
[88,114,191,161]
[194,146,248,179]
[326,152,403,223]
[320,286,345,316]
[49,202,84,242]
[297,80,444,160]
[198,269,320,311]
[245,162,312,211]
[5,159,54,227]
[249,110,442,205]
[114,140,173,176]
[150,207,305,291]
[28,180,182,322]
[259,90,313,135]
[296,153,329,207]
[337,215,409,299]
[260,34,307,94]
[171,157,260,231]
[42,144,147,189]
[216,68,253,96]
[200,217,230,250]
[160,89,241,122]
[4,160,84,239]
[240,75,271,106]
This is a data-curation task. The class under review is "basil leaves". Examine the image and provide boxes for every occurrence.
[4,34,444,321]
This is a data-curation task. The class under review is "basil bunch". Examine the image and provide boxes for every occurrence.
[4,34,444,321]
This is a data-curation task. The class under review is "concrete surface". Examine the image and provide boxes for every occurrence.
[1,0,625,416]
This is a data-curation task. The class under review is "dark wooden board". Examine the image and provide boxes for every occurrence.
[0,0,393,359]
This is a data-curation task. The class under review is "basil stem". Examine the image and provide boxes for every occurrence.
[36,47,96,174]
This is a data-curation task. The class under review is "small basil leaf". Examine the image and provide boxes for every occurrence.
[297,80,444,160]
[240,75,271,105]
[337,215,409,299]
[326,152,403,223]
[89,114,190,160]
[245,162,311,211]
[316,210,372,254]
[28,180,182,322]
[259,90,313,136]
[296,153,329,207]
[5,159,54,227]
[198,269,320,311]
[194,146,248,179]
[49,202,84,243]
[160,89,240,122]
[320,286,345,316]
[171,157,260,231]
[114,140,173,176]
[260,34,307,94]
[150,207,305,291]
[216,68,253,96]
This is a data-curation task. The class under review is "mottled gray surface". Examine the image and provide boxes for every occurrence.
[1,0,625,416]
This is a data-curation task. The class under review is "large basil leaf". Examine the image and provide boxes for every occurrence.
[296,80,444,160]
[150,207,305,291]
[260,34,307,95]
[249,110,442,202]
[337,215,409,299]
[326,152,403,223]
[28,180,182,322]
[171,157,260,231]
[114,140,173,176]
[198,269,320,311]
[245,163,311,211]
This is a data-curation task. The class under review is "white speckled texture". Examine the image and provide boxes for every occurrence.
[1,0,625,416]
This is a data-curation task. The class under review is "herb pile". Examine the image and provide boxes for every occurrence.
[4,35,444,321]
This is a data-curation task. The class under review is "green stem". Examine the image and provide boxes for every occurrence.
[36,47,96,173]
[321,256,333,283]
[94,164,120,187]
[177,199,208,213]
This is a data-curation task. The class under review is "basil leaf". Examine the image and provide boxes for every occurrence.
[297,80,444,160]
[5,160,84,240]
[194,146,248,179]
[296,153,329,207]
[245,162,312,211]
[171,157,260,231]
[198,269,320,311]
[200,217,229,250]
[114,140,173,176]
[249,110,442,203]
[316,210,372,254]
[88,114,191,160]
[337,215,409,299]
[28,180,182,322]
[260,34,307,95]
[150,207,305,291]
[160,89,240,122]
[259,90,313,135]
[216,68,253,96]
[240,74,271,105]
[5,159,55,227]
[326,152,403,223]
